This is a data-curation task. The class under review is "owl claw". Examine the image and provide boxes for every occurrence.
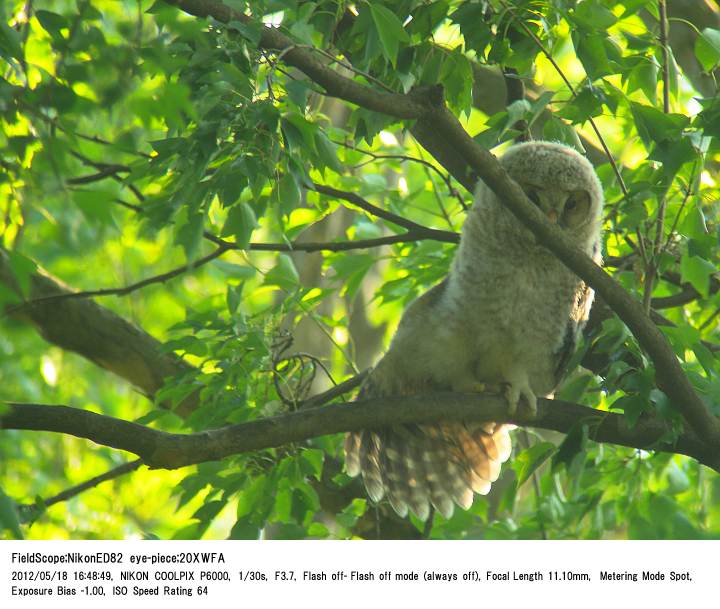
[503,381,537,419]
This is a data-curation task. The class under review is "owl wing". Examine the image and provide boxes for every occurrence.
[552,280,594,385]
[345,360,512,521]
[552,244,601,386]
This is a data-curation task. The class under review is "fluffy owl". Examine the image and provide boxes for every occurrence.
[344,141,604,521]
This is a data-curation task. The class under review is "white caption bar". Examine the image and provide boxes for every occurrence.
[1,540,714,608]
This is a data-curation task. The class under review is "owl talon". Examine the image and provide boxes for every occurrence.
[503,381,537,419]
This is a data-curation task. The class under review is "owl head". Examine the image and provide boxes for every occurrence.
[496,141,604,249]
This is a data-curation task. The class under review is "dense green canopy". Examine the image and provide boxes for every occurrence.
[1,0,720,539]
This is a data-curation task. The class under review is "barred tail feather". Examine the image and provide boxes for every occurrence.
[344,423,512,520]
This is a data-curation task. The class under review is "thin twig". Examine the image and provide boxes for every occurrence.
[643,1,672,314]
[16,246,230,306]
[699,307,720,332]
[67,165,131,185]
[662,166,696,254]
[299,369,369,409]
[204,231,459,253]
[20,102,152,157]
[311,181,457,240]
[335,140,466,210]
[18,460,142,519]
[659,0,671,115]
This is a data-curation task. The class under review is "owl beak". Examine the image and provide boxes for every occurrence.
[546,209,559,224]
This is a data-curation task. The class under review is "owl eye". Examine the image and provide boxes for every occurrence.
[524,188,541,206]
[561,190,591,228]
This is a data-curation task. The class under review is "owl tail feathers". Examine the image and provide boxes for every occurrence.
[344,423,512,521]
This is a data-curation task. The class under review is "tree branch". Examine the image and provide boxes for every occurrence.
[14,245,231,306]
[311,182,458,241]
[3,396,718,472]
[209,231,459,252]
[18,460,142,520]
[0,249,198,414]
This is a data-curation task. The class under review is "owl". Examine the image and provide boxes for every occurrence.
[344,141,604,521]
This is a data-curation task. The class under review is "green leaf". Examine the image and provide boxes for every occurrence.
[553,424,588,469]
[330,253,375,300]
[236,474,267,520]
[680,255,715,298]
[7,250,37,298]
[165,335,208,357]
[627,59,658,105]
[219,173,246,208]
[692,343,716,378]
[229,516,261,539]
[630,103,689,146]
[276,173,301,216]
[336,498,367,529]
[34,80,79,112]
[648,137,698,178]
[273,487,293,523]
[557,85,605,123]
[192,499,225,523]
[408,1,449,38]
[370,4,410,67]
[612,394,648,427]
[300,448,324,481]
[0,488,23,539]
[439,47,474,113]
[0,23,23,62]
[527,91,555,127]
[264,254,299,291]
[542,117,584,152]
[221,202,257,249]
[35,10,69,42]
[285,80,311,108]
[573,33,615,80]
[572,1,617,29]
[228,20,262,46]
[174,209,205,260]
[215,260,255,279]
[72,190,116,226]
[450,3,492,53]
[149,137,186,157]
[695,28,720,72]
[665,464,690,495]
[314,132,343,173]
[513,442,555,487]
[307,522,330,537]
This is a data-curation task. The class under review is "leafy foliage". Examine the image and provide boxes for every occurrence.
[1,0,720,539]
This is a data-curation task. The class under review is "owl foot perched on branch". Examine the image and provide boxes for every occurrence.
[502,376,538,418]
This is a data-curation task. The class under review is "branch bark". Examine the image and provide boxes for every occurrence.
[3,395,718,472]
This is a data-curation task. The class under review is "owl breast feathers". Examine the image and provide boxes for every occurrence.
[345,141,604,521]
